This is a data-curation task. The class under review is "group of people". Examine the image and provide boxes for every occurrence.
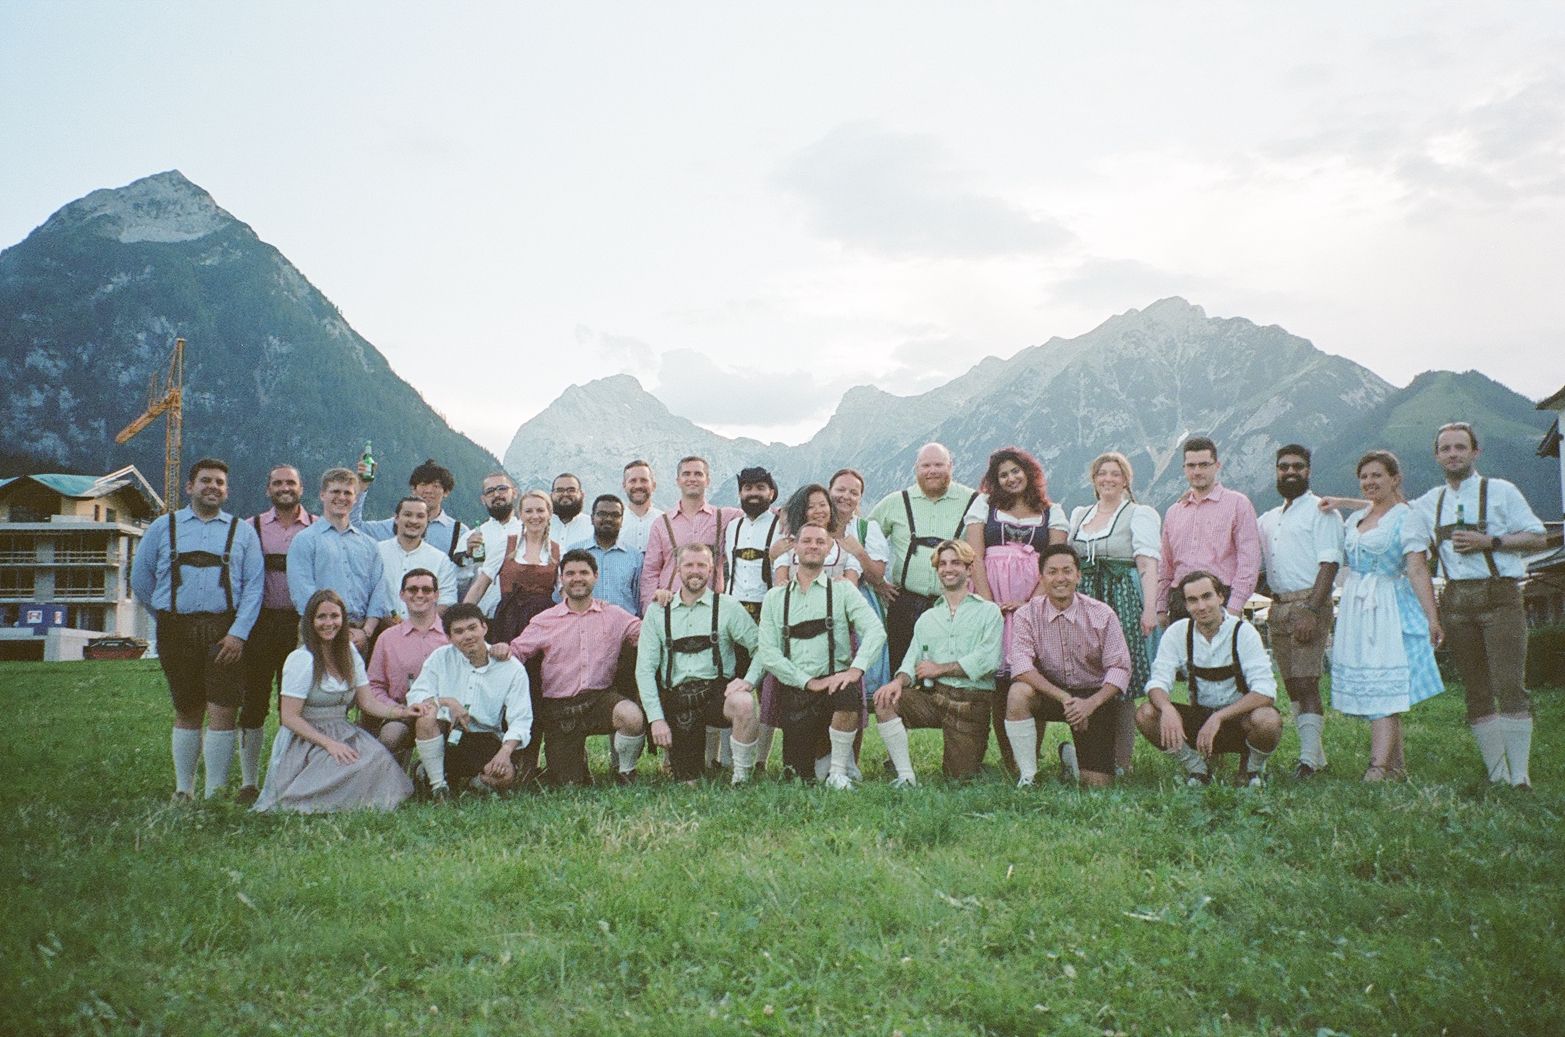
[127,419,1550,812]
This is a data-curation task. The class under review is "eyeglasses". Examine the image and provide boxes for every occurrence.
[481,487,512,497]
[403,585,437,595]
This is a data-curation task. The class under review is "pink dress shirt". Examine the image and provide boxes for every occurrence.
[1157,484,1261,614]
[366,621,449,707]
[250,507,314,610]
[509,599,642,699]
[1007,592,1132,693]
[638,502,741,609]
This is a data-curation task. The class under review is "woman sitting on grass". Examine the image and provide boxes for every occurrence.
[253,589,425,813]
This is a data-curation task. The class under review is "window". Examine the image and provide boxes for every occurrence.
[0,570,35,596]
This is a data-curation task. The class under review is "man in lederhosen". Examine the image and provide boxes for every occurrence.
[636,543,765,784]
[131,458,264,801]
[873,538,1002,786]
[503,549,645,786]
[1414,421,1549,788]
[236,463,313,803]
[868,443,978,683]
[756,522,886,787]
[713,465,780,770]
[1135,571,1282,786]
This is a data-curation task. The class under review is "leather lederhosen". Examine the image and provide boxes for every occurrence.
[169,514,239,614]
[1186,619,1249,706]
[661,595,727,731]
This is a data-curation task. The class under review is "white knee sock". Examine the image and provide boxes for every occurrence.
[415,735,447,790]
[239,728,265,787]
[202,729,235,798]
[1471,717,1509,783]
[730,737,758,783]
[827,727,856,778]
[755,723,776,768]
[1295,713,1326,769]
[814,753,831,780]
[1244,741,1273,775]
[1004,719,1039,783]
[719,728,733,767]
[171,727,202,795]
[1498,716,1532,787]
[704,727,721,766]
[1173,742,1209,776]
[878,717,915,780]
[615,732,646,773]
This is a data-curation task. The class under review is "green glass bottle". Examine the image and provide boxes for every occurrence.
[360,440,377,483]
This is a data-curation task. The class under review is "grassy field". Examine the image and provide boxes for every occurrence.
[2,660,1560,1037]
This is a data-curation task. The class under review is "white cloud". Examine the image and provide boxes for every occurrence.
[775,121,1075,259]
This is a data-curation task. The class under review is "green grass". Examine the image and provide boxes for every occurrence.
[2,661,1560,1036]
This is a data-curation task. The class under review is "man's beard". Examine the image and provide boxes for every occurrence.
[554,499,583,522]
[1277,476,1309,500]
[487,500,515,522]
[269,492,299,509]
[741,495,771,519]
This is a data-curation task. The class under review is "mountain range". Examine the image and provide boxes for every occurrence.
[3,172,1558,522]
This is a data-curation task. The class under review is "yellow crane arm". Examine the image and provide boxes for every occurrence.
[114,395,173,443]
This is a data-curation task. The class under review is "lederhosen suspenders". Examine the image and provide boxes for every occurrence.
[898,490,979,592]
[726,513,779,589]
[252,514,300,575]
[169,513,239,614]
[446,520,463,565]
[1432,479,1500,579]
[662,594,725,692]
[781,578,835,671]
[662,511,723,592]
[1186,619,1249,704]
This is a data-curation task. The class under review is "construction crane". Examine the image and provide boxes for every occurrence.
[115,337,185,514]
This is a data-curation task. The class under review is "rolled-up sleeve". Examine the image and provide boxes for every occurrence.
[502,665,532,747]
[955,602,1003,684]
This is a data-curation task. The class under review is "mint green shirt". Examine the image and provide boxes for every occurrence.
[868,482,977,598]
[895,592,1004,692]
[757,574,886,688]
[635,590,762,724]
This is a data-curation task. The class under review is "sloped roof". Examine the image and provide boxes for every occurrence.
[1539,384,1565,411]
[0,466,163,515]
[1540,417,1560,459]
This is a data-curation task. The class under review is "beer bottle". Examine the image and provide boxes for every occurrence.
[360,441,377,483]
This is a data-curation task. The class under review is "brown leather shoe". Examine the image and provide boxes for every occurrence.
[235,785,260,805]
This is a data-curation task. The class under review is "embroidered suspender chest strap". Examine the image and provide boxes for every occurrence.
[898,490,979,591]
[663,595,724,690]
[1433,479,1499,579]
[169,515,239,614]
[781,578,835,668]
[1186,619,1249,702]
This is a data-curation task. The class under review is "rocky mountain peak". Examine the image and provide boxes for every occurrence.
[39,170,233,245]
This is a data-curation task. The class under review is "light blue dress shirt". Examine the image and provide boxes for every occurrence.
[567,538,644,617]
[130,507,264,639]
[285,520,392,622]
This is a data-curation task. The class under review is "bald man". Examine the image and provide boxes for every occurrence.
[868,443,979,676]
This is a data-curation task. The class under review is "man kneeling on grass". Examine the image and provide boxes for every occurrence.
[1136,570,1281,786]
[872,538,1002,787]
[1004,544,1132,789]
[407,604,533,799]
[636,542,765,784]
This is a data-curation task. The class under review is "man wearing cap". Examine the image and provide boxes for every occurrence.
[868,443,979,677]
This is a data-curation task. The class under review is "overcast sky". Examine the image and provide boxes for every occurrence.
[3,2,1563,453]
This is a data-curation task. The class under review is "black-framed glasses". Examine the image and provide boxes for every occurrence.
[404,585,437,595]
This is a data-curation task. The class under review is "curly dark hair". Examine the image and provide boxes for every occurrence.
[979,446,1048,514]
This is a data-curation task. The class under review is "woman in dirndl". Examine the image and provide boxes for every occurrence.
[964,446,1067,774]
[253,589,422,813]
[1330,450,1444,781]
[1066,451,1161,773]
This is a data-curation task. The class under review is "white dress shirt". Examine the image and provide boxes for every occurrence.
[1149,614,1277,708]
[376,538,459,620]
[1258,491,1345,594]
[407,644,533,747]
[1413,473,1545,580]
[618,505,664,555]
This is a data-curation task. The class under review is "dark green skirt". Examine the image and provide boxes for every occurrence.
[1080,558,1150,699]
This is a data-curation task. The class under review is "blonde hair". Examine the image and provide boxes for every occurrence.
[518,489,553,517]
[930,538,976,568]
[1088,452,1136,500]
